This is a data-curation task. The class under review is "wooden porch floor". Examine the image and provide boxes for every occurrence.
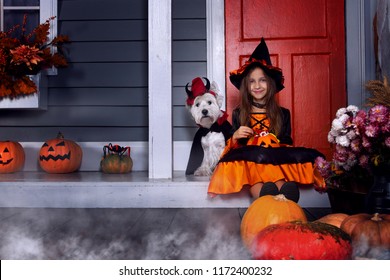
[0,207,331,260]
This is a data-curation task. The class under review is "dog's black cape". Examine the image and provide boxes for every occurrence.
[185,120,233,175]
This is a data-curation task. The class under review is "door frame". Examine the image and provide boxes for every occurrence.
[346,0,377,107]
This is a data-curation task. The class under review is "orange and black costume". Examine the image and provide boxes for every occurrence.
[207,108,325,195]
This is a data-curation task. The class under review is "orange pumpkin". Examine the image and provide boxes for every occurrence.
[340,213,390,249]
[100,154,133,174]
[0,141,25,173]
[316,213,349,228]
[240,194,307,249]
[39,132,82,173]
[251,221,352,260]
[248,133,280,147]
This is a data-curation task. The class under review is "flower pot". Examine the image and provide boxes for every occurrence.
[0,73,47,109]
[366,174,390,214]
[327,187,367,215]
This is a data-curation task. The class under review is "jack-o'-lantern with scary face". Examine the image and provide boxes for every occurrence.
[0,141,25,173]
[39,132,83,173]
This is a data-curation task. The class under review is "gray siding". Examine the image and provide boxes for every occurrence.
[1,0,206,142]
[172,0,207,141]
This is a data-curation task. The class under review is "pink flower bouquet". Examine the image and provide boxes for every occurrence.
[314,104,390,193]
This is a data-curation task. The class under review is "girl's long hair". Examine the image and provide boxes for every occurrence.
[238,66,283,136]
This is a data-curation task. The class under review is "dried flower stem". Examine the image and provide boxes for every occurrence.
[365,76,390,107]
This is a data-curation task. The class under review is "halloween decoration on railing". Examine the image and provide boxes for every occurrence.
[0,140,25,173]
[100,143,133,174]
[38,132,82,173]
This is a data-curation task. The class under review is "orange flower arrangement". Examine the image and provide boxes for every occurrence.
[0,15,69,99]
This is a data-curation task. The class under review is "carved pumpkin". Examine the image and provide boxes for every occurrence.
[248,132,280,147]
[100,154,133,174]
[251,221,352,260]
[39,132,82,173]
[0,141,25,173]
[340,213,390,256]
[316,213,349,228]
[240,194,307,249]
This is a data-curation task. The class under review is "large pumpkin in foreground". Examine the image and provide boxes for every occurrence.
[39,132,82,173]
[251,221,352,260]
[0,141,25,173]
[240,194,307,249]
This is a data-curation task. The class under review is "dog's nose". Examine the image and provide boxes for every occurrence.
[202,109,208,116]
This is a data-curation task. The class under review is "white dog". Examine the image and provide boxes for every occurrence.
[185,77,232,176]
[195,131,226,176]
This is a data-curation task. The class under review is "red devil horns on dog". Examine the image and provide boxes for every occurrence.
[186,77,216,106]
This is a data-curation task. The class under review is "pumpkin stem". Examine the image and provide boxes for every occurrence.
[56,132,64,139]
[371,213,382,222]
[273,194,288,202]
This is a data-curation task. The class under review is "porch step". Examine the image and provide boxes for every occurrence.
[0,171,330,208]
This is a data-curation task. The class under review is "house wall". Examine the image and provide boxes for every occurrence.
[173,0,207,141]
[0,0,205,144]
[0,0,378,172]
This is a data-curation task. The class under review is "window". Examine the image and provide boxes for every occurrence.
[1,0,58,74]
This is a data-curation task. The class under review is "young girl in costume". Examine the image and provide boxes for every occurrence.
[207,38,325,202]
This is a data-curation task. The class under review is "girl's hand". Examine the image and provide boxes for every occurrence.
[233,126,254,142]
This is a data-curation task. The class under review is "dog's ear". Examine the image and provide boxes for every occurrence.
[210,81,220,95]
[216,94,224,108]
[210,81,224,108]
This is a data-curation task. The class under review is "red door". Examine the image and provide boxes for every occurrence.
[225,0,346,159]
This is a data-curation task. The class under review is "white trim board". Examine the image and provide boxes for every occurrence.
[206,0,226,110]
[0,171,330,208]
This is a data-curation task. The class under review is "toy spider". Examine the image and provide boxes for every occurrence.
[103,143,131,157]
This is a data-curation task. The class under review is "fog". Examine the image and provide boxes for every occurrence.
[0,208,250,260]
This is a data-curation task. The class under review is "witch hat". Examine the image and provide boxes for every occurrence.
[229,38,284,92]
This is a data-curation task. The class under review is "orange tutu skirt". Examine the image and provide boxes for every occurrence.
[207,134,325,195]
[208,160,325,195]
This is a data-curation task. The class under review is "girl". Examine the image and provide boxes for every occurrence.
[207,38,325,202]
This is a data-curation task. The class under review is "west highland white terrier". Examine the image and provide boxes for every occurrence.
[185,77,232,176]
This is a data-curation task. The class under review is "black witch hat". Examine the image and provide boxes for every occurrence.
[229,38,285,92]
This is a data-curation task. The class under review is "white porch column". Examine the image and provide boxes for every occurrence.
[148,0,173,178]
[40,0,58,76]
[206,0,226,110]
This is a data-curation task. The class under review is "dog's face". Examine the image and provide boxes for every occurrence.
[189,93,223,129]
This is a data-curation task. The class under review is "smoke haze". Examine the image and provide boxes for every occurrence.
[0,208,250,260]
